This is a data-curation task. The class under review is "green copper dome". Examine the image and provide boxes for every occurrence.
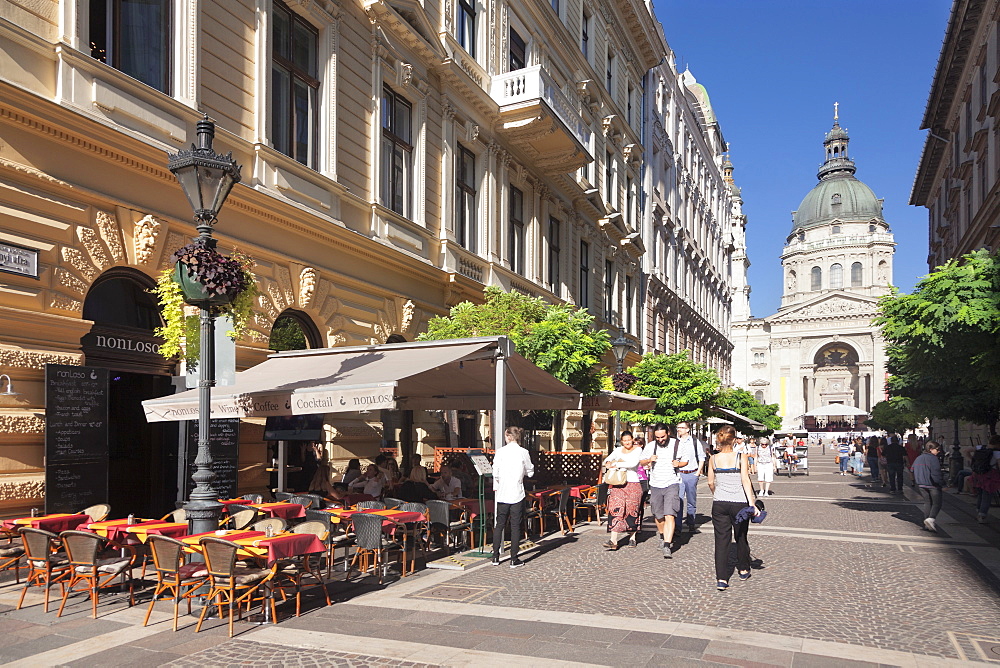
[791,118,883,232]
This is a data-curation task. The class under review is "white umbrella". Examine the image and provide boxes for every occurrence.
[801,404,868,417]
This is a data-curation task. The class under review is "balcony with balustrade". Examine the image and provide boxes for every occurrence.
[490,66,593,175]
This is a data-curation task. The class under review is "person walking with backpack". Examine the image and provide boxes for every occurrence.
[912,441,944,532]
[674,422,708,533]
[640,424,683,558]
[971,435,1000,524]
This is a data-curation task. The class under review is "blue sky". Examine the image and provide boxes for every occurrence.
[654,0,952,317]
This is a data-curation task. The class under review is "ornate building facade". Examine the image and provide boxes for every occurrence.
[640,46,741,382]
[731,115,895,430]
[911,0,999,443]
[0,0,667,513]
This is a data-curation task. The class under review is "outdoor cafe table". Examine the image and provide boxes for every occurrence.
[451,498,494,522]
[247,502,306,521]
[317,508,425,526]
[181,530,325,566]
[1,513,90,533]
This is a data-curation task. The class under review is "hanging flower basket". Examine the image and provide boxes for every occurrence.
[152,241,258,370]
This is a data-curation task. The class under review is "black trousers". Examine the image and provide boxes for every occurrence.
[711,500,751,581]
[493,499,524,560]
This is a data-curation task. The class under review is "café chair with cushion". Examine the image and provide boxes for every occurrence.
[355,500,385,510]
[272,521,332,616]
[56,530,135,618]
[251,517,287,534]
[80,503,111,522]
[195,537,276,637]
[142,535,209,631]
[382,497,404,510]
[159,508,188,523]
[426,500,471,555]
[16,528,69,612]
[347,512,403,584]
[227,509,260,531]
[576,484,608,525]
[398,502,429,575]
[0,528,26,584]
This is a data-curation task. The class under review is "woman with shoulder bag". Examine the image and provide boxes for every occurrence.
[707,425,759,591]
[602,430,644,550]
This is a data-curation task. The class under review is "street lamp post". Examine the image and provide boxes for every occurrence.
[167,116,242,537]
[610,327,632,449]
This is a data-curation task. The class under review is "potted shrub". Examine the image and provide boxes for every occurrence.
[153,240,258,370]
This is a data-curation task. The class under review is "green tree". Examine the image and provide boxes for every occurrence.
[619,352,720,425]
[711,387,782,435]
[875,249,1000,433]
[865,400,923,434]
[270,316,308,352]
[418,286,610,394]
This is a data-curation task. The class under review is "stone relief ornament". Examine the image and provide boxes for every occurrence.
[274,265,294,309]
[299,267,317,307]
[77,226,111,270]
[0,348,80,369]
[133,214,161,265]
[0,414,45,434]
[94,211,125,262]
[48,293,82,313]
[61,247,98,282]
[802,299,868,316]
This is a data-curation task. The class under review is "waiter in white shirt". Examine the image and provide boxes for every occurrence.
[491,426,534,569]
[673,422,707,533]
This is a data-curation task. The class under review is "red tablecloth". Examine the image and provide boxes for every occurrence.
[452,498,494,520]
[249,502,306,520]
[2,513,90,533]
[85,518,159,542]
[232,533,326,565]
[126,521,189,542]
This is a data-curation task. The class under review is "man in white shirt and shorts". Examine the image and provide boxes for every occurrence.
[755,437,775,496]
[640,424,684,558]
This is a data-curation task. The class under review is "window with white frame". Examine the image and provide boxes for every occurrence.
[851,262,863,287]
[89,0,171,93]
[457,0,476,56]
[381,87,413,216]
[509,186,525,275]
[456,145,477,251]
[830,263,843,289]
[272,1,320,167]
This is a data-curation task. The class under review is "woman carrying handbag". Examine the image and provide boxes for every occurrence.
[602,430,644,550]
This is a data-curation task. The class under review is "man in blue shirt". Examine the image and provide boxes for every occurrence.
[673,422,707,533]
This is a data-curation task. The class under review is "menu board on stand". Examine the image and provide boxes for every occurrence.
[181,418,241,501]
[44,364,110,513]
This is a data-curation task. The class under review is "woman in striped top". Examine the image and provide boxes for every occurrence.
[707,425,759,591]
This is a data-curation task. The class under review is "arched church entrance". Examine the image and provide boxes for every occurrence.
[80,268,178,519]
[809,341,861,423]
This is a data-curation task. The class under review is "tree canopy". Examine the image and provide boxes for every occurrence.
[711,387,782,436]
[417,286,610,394]
[875,249,1000,432]
[865,400,923,435]
[618,352,720,425]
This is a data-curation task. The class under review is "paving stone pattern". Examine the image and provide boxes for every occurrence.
[164,640,441,668]
[409,488,1000,659]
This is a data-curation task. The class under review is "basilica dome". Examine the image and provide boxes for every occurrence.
[791,120,884,233]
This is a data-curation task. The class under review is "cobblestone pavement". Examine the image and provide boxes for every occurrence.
[0,447,997,666]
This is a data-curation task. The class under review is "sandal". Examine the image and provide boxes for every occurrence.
[628,536,637,548]
[601,540,619,551]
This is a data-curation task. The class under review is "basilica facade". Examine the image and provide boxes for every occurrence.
[730,116,895,431]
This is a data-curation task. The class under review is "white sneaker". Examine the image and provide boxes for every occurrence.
[923,517,937,532]
[977,514,987,524]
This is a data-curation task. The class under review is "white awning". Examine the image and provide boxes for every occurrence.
[142,336,581,423]
[709,405,766,430]
[801,404,869,417]
[580,390,657,411]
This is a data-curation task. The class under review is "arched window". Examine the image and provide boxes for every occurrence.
[831,193,841,204]
[754,390,764,404]
[270,310,322,351]
[851,262,863,287]
[83,269,160,330]
[811,266,822,291]
[830,263,843,289]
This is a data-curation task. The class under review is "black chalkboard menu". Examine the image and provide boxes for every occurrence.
[45,364,109,513]
[181,418,240,500]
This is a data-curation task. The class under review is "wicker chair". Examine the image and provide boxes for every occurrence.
[0,527,25,584]
[159,508,188,523]
[272,521,332,616]
[426,500,471,554]
[142,535,209,631]
[287,495,314,510]
[251,518,287,534]
[347,512,403,584]
[56,530,135,618]
[398,502,429,575]
[355,500,385,510]
[16,528,69,613]
[274,492,295,502]
[382,497,405,509]
[554,487,575,534]
[575,484,608,525]
[195,537,276,637]
[227,509,260,530]
[80,503,111,522]
[240,494,264,504]
[305,509,353,577]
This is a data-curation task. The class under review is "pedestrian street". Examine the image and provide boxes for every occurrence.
[0,446,995,667]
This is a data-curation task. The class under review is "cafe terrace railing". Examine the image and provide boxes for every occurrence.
[433,448,603,485]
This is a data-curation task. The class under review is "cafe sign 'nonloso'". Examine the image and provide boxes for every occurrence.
[0,241,39,278]
[143,383,397,422]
